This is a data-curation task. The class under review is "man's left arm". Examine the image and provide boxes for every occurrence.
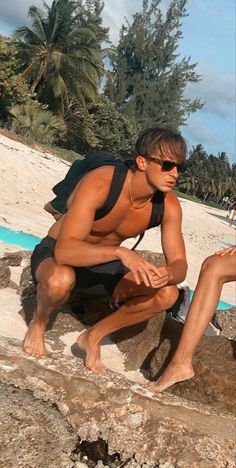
[160,192,187,285]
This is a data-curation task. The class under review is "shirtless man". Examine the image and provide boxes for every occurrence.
[23,127,188,373]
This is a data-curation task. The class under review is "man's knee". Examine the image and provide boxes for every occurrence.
[39,265,76,301]
[153,285,179,311]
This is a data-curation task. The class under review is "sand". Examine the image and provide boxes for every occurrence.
[0,133,235,305]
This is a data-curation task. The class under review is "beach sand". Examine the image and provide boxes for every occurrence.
[0,133,235,304]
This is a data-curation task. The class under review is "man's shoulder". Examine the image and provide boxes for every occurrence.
[164,191,180,206]
[162,191,182,224]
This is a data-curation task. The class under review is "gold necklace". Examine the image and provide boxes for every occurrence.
[128,173,153,209]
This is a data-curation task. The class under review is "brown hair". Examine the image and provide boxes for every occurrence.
[134,127,187,163]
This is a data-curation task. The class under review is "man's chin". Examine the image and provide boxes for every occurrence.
[160,185,175,192]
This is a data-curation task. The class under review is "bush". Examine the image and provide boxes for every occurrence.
[9,102,66,143]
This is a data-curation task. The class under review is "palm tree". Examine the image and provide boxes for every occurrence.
[14,0,111,114]
[177,168,199,195]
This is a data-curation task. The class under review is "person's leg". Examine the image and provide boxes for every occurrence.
[23,258,76,358]
[77,272,179,373]
[228,209,235,227]
[150,252,236,391]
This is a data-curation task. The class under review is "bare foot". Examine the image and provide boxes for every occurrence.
[148,362,195,393]
[77,331,107,374]
[23,318,47,359]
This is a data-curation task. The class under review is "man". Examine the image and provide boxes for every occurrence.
[23,127,188,373]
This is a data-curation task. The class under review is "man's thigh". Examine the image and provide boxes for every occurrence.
[112,271,158,304]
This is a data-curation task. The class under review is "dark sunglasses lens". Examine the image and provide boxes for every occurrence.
[162,161,176,171]
[162,161,185,173]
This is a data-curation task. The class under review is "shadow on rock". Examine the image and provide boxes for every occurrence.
[142,315,183,380]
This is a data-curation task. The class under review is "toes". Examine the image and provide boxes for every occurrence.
[23,344,46,359]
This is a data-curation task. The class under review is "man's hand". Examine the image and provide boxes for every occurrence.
[116,247,171,288]
[215,246,236,256]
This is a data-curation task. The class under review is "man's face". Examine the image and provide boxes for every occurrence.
[144,154,184,192]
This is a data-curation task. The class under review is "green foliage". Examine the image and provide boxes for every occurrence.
[177,144,236,202]
[88,96,141,158]
[0,35,31,120]
[9,102,66,143]
[63,95,141,157]
[14,0,112,115]
[63,99,99,151]
[105,0,203,129]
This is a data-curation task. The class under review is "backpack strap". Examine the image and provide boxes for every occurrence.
[131,232,145,251]
[95,165,128,220]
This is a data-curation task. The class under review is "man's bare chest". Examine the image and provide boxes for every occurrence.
[91,201,153,241]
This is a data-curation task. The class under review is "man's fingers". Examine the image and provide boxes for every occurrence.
[145,263,163,277]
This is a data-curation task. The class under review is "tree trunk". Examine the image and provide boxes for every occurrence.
[30,61,47,93]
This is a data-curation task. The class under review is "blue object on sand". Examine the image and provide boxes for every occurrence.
[189,289,234,311]
[0,225,41,250]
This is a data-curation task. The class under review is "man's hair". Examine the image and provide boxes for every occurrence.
[134,127,187,163]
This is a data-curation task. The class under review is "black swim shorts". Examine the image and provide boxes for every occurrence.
[31,236,129,303]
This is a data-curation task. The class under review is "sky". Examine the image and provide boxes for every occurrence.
[0,0,235,164]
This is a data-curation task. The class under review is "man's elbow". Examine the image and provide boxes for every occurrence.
[54,242,67,265]
[179,260,188,282]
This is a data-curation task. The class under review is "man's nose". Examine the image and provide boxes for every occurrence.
[170,166,179,178]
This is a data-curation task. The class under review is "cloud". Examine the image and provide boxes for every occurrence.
[0,0,51,30]
[182,115,215,147]
[182,112,235,163]
[185,64,235,119]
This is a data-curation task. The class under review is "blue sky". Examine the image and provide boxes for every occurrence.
[0,0,235,164]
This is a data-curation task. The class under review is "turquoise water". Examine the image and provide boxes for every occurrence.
[0,226,41,250]
[0,225,235,310]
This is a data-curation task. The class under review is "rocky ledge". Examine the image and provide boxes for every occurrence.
[0,250,235,467]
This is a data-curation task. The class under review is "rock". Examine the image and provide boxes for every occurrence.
[19,264,35,296]
[0,337,236,466]
[0,381,78,468]
[111,314,165,371]
[136,250,165,265]
[0,259,11,288]
[1,248,236,465]
[75,463,89,468]
[149,317,236,415]
[159,463,175,468]
[213,308,236,340]
[1,250,31,267]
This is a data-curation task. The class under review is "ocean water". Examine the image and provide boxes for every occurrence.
[0,225,234,310]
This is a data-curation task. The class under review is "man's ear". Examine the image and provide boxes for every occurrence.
[135,155,147,171]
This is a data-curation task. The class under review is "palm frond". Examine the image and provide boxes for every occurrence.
[27,6,47,42]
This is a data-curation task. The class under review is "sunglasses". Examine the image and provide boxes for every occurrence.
[145,156,185,173]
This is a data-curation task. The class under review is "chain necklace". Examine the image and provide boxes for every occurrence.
[128,173,153,209]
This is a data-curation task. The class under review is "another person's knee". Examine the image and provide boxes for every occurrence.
[201,254,221,277]
[153,285,179,311]
[40,266,75,300]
